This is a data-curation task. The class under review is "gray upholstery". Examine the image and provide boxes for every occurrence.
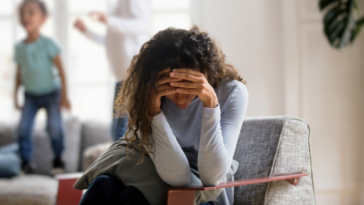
[79,121,112,170]
[0,117,81,174]
[0,122,17,147]
[80,121,112,155]
[82,142,112,171]
[0,175,58,205]
[264,118,315,205]
[233,117,315,205]
[0,116,315,205]
[33,117,82,174]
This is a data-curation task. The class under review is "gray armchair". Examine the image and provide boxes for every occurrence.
[232,117,315,204]
[57,116,316,205]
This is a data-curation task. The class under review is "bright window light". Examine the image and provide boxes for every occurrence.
[0,0,191,122]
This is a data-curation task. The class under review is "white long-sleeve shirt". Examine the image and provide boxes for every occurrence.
[147,80,249,205]
[85,0,151,81]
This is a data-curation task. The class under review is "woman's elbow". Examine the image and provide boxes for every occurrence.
[163,174,190,187]
[166,177,190,187]
[200,165,229,186]
[158,166,190,187]
[201,177,222,187]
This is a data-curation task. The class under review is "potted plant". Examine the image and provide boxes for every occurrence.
[319,0,364,48]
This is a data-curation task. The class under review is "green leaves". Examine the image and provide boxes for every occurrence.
[319,0,364,48]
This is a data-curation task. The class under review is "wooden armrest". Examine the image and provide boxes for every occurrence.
[55,172,307,205]
[56,173,83,205]
[167,173,307,205]
[169,173,307,191]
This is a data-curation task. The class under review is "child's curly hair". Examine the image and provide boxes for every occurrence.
[114,25,245,157]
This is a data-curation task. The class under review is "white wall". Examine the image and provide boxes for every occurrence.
[191,0,285,116]
[294,1,364,204]
[191,0,364,204]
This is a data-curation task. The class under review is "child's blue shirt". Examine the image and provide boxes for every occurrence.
[14,35,61,95]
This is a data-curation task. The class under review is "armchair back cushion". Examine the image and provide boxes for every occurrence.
[233,117,315,205]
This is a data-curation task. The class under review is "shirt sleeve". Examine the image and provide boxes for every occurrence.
[85,30,105,45]
[145,111,191,187]
[198,83,249,186]
[47,38,61,59]
[107,0,150,35]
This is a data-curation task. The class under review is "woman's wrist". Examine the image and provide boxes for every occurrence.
[151,111,167,127]
[202,94,218,108]
[150,108,162,117]
[203,102,217,108]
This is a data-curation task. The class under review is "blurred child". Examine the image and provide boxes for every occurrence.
[14,0,71,174]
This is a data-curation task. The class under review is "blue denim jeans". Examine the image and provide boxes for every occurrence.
[18,89,64,163]
[112,82,129,142]
[79,175,214,205]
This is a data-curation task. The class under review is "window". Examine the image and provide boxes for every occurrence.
[0,0,191,122]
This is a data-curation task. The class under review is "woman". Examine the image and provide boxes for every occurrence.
[75,26,249,205]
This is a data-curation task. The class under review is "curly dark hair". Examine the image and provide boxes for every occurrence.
[115,25,245,157]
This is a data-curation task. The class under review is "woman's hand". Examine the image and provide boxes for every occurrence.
[150,69,181,117]
[170,69,218,108]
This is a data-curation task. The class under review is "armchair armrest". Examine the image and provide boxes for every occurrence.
[55,173,307,205]
[56,173,84,205]
[167,173,307,205]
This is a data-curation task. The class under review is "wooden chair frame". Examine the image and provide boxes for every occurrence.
[56,173,307,205]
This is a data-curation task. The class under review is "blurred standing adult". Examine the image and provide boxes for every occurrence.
[74,0,151,141]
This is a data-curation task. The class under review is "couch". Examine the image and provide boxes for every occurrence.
[0,116,316,205]
[0,117,112,205]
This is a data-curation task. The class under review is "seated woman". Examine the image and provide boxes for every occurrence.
[75,26,248,205]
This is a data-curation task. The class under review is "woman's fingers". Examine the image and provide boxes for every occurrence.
[172,68,203,77]
[170,72,202,83]
[156,77,181,86]
[170,81,202,89]
[156,84,174,91]
[156,84,177,96]
[157,88,177,97]
[175,88,199,95]
[159,68,171,76]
